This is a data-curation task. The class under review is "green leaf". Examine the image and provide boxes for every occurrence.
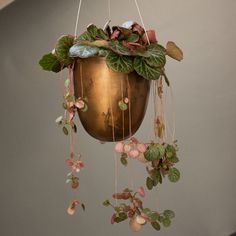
[55,35,74,66]
[146,177,154,190]
[97,28,109,40]
[144,144,161,161]
[152,169,162,185]
[123,188,132,193]
[106,51,133,73]
[81,203,85,211]
[151,221,161,231]
[114,217,125,223]
[134,57,162,80]
[87,24,99,39]
[69,44,99,58]
[157,215,164,223]
[118,101,128,111]
[126,33,139,42]
[118,212,127,220]
[39,53,61,73]
[168,168,180,183]
[62,102,67,109]
[120,156,128,166]
[162,217,171,227]
[168,156,179,163]
[163,210,175,219]
[145,44,166,68]
[142,208,151,215]
[149,212,159,221]
[98,49,109,57]
[110,40,132,56]
[81,103,88,112]
[62,126,69,135]
[77,31,93,41]
[103,200,110,206]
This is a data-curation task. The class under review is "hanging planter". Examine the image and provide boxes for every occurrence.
[73,57,150,141]
[39,17,183,232]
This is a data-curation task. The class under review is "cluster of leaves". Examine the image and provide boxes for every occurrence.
[115,138,180,191]
[103,187,175,232]
[39,21,183,84]
[55,77,88,136]
[65,154,85,216]
[144,141,180,190]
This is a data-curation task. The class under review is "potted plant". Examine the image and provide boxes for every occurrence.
[39,21,183,232]
[39,21,183,141]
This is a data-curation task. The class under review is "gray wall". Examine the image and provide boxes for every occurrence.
[0,0,236,235]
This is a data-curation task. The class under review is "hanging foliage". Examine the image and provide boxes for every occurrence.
[39,22,183,85]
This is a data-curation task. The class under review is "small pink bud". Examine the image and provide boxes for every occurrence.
[115,142,124,153]
[75,100,85,109]
[138,186,145,197]
[67,207,75,215]
[137,143,147,153]
[124,144,131,153]
[66,159,74,166]
[124,97,129,104]
[129,149,140,158]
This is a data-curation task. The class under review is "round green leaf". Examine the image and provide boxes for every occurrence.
[145,44,166,68]
[106,51,133,73]
[134,57,162,80]
[55,35,74,66]
[62,126,69,135]
[103,200,110,206]
[144,144,161,161]
[120,157,128,166]
[146,177,154,190]
[162,217,171,227]
[163,210,175,219]
[151,221,161,231]
[118,101,128,111]
[39,53,61,73]
[126,33,139,42]
[168,168,180,183]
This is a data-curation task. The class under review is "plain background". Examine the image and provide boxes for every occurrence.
[0,0,236,235]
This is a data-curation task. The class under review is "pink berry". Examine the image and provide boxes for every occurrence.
[124,144,131,153]
[129,149,140,158]
[137,143,147,153]
[115,142,124,153]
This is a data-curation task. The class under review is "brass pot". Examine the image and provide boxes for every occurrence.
[73,57,150,142]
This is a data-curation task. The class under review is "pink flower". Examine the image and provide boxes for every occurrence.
[138,186,145,198]
[115,142,124,153]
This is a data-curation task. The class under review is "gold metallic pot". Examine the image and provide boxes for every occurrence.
[73,57,150,142]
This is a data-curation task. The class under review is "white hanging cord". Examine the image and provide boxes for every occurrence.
[134,0,150,45]
[108,0,111,20]
[74,0,83,38]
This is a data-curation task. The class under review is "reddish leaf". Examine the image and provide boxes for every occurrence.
[132,23,144,35]
[142,30,157,44]
[111,29,120,39]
